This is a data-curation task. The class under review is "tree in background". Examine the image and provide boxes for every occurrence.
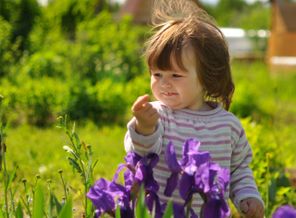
[201,0,270,30]
[0,0,40,52]
[43,0,120,41]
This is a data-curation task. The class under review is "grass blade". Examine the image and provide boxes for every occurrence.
[32,185,45,218]
[135,186,150,218]
[58,197,72,218]
[15,202,23,218]
[162,200,173,218]
[115,205,121,218]
[49,192,62,216]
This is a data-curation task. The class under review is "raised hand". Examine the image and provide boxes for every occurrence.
[240,197,264,218]
[132,94,159,135]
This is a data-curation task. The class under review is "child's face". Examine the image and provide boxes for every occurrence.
[150,46,205,110]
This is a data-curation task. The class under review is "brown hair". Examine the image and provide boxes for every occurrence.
[145,0,234,110]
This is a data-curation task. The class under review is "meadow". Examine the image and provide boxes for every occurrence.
[1,60,296,217]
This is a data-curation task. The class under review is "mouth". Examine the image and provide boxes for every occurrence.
[161,91,178,97]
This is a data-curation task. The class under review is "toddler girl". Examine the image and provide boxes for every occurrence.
[124,0,264,217]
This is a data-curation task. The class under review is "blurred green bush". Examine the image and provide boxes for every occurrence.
[0,6,149,126]
[241,118,296,217]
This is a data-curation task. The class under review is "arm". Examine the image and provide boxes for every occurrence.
[229,124,264,217]
[124,95,163,156]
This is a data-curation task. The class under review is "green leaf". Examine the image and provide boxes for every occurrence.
[115,205,121,218]
[32,185,45,218]
[58,197,72,218]
[72,132,81,149]
[5,167,17,190]
[135,186,150,218]
[15,202,23,218]
[86,198,94,218]
[162,200,173,218]
[92,159,99,169]
[49,192,62,216]
[269,178,277,203]
[0,210,5,218]
[68,157,82,174]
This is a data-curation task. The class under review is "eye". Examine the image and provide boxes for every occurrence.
[172,74,182,78]
[152,73,162,78]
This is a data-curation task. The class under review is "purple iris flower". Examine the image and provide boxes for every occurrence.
[173,203,186,218]
[87,178,132,217]
[114,152,161,216]
[272,205,296,218]
[88,138,231,218]
[164,138,230,218]
[133,153,162,216]
[164,138,210,197]
[202,197,228,218]
[88,151,161,217]
[172,202,198,218]
[124,151,142,167]
[201,184,230,218]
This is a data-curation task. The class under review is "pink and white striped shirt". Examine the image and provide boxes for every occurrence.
[124,101,263,214]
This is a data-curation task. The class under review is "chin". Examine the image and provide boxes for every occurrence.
[160,101,182,110]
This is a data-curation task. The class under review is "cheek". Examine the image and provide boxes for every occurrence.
[150,80,158,92]
[150,79,155,87]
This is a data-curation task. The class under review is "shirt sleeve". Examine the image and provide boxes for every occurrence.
[229,122,264,211]
[124,117,164,156]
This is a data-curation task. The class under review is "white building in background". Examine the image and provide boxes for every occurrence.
[120,0,270,60]
[220,27,269,59]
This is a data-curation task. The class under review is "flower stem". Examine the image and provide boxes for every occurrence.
[59,169,68,200]
[185,195,193,218]
[1,124,9,218]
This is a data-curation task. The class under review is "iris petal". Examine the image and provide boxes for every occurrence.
[124,169,134,191]
[180,138,200,166]
[124,152,141,166]
[173,203,186,218]
[202,198,222,218]
[135,163,145,183]
[165,141,182,172]
[179,173,194,201]
[147,153,159,168]
[164,172,179,197]
[87,179,116,214]
[272,205,296,218]
[189,152,211,167]
[145,191,163,217]
[145,168,159,192]
[194,162,211,193]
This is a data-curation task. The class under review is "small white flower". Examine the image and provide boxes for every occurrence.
[63,145,74,153]
[39,165,47,174]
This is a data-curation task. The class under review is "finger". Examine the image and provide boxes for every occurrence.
[249,202,257,214]
[147,108,159,118]
[142,102,153,112]
[245,208,255,218]
[245,202,257,218]
[253,203,264,218]
[135,105,158,122]
[132,95,150,112]
[259,205,264,218]
[150,111,160,121]
[240,200,249,214]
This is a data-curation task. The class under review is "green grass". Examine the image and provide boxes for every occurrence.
[4,121,127,210]
[231,60,296,167]
[6,121,126,177]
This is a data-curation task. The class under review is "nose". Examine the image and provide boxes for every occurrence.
[160,77,171,87]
